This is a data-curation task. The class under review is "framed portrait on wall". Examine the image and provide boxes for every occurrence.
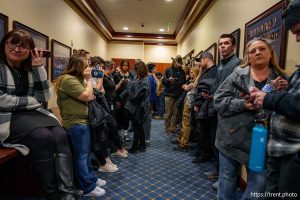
[244,0,287,68]
[0,13,8,41]
[51,39,72,81]
[13,21,49,72]
[205,43,217,64]
[231,28,241,57]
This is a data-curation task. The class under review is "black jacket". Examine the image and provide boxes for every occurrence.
[162,66,186,98]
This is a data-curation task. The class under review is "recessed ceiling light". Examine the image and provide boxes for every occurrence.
[166,0,173,2]
[159,29,165,32]
[123,27,128,30]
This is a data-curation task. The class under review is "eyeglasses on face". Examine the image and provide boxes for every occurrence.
[6,42,29,52]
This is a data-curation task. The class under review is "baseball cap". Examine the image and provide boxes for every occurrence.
[282,0,300,30]
[195,51,213,62]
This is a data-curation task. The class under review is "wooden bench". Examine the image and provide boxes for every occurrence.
[0,147,18,164]
[0,147,44,198]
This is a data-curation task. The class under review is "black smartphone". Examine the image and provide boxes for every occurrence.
[37,50,51,58]
[91,69,104,78]
[232,81,250,95]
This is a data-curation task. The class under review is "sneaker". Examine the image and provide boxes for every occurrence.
[204,171,219,179]
[212,181,219,191]
[96,178,106,187]
[98,163,118,172]
[83,186,105,197]
[111,149,128,158]
[105,157,118,168]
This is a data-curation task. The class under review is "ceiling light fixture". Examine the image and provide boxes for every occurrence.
[123,27,128,30]
[159,29,165,32]
[166,0,173,2]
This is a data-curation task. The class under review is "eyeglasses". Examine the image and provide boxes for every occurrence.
[6,42,29,52]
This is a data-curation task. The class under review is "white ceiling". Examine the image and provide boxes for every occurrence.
[95,0,189,34]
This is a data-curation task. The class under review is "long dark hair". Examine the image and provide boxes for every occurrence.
[55,56,86,92]
[134,60,148,79]
[0,30,35,70]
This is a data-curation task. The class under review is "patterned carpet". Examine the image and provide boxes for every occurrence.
[88,119,217,200]
[2,119,217,200]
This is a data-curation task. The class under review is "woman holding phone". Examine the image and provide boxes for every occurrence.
[0,30,81,199]
[56,55,106,197]
[213,37,287,200]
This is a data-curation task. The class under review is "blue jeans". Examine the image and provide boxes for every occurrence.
[67,124,98,194]
[218,151,266,200]
[155,94,164,117]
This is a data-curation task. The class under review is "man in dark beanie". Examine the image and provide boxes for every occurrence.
[249,0,300,195]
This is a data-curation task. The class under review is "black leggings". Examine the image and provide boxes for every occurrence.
[20,126,71,161]
[107,112,122,152]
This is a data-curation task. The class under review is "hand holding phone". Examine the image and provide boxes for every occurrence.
[232,81,250,95]
[91,69,104,78]
[38,50,51,58]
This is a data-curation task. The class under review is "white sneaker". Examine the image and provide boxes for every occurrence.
[96,178,106,187]
[98,163,118,172]
[111,149,128,158]
[83,186,105,197]
[105,157,118,167]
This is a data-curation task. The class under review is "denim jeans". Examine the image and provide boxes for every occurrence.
[67,124,98,194]
[266,154,300,196]
[218,151,266,200]
[155,94,164,117]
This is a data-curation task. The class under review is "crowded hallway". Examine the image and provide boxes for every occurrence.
[1,0,300,200]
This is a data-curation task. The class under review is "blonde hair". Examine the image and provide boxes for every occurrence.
[191,67,200,79]
[241,37,285,75]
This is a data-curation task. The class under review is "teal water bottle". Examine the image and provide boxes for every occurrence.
[249,123,268,172]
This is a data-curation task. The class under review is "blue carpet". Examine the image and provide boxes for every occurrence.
[3,119,217,200]
[87,119,217,200]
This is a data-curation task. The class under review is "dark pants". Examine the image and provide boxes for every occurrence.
[196,118,216,159]
[20,126,70,160]
[131,121,146,150]
[266,154,300,198]
[116,105,130,130]
[106,112,122,153]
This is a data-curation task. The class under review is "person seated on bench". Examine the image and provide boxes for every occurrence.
[0,30,81,200]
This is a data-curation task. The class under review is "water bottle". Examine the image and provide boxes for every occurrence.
[249,123,268,172]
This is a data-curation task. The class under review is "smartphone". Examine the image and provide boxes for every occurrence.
[37,50,51,58]
[232,81,250,95]
[91,69,104,78]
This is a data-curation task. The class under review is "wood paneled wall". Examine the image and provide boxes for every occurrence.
[112,58,171,74]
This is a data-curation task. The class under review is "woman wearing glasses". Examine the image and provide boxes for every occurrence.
[0,30,81,199]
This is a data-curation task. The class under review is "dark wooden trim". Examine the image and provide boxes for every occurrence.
[179,0,214,43]
[113,32,175,40]
[84,0,114,34]
[205,43,217,64]
[174,0,198,36]
[144,42,177,46]
[239,176,247,191]
[231,28,241,57]
[0,148,18,165]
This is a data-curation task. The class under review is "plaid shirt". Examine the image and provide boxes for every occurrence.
[268,67,300,157]
[0,60,53,155]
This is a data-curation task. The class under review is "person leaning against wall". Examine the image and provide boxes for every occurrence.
[162,55,186,135]
[0,30,82,200]
[249,0,300,196]
[55,55,106,197]
[214,37,287,200]
[207,33,242,191]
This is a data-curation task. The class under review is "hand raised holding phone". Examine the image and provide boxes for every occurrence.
[31,48,51,66]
